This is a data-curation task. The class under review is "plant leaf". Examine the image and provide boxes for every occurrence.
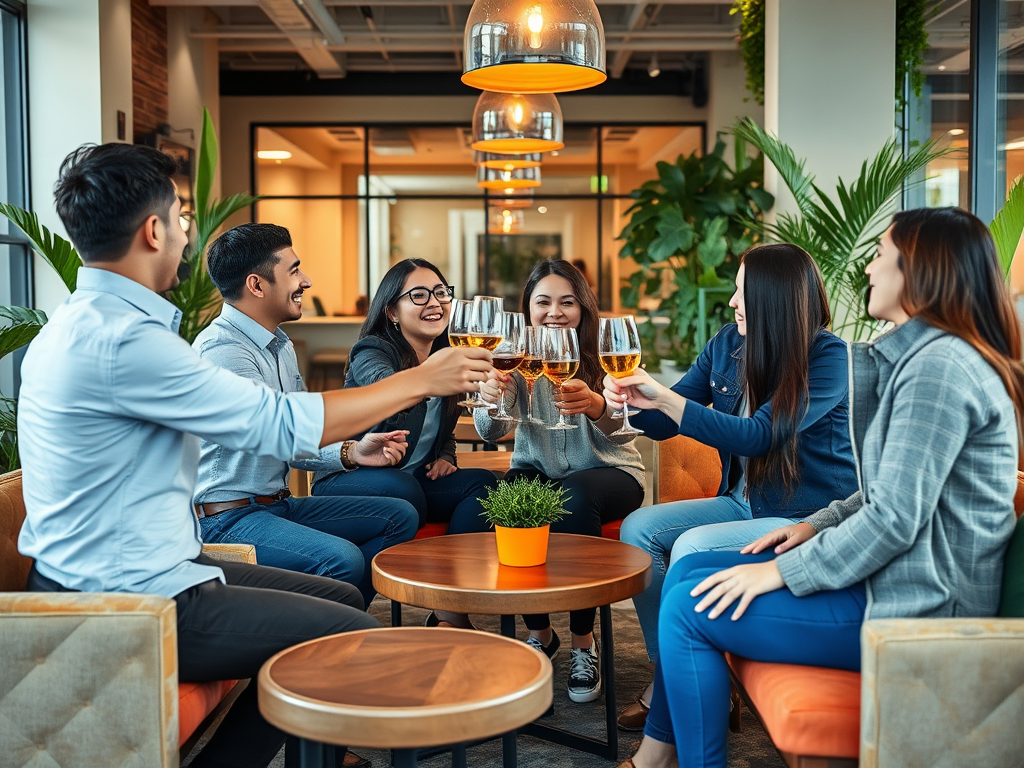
[195,108,217,222]
[0,203,82,292]
[730,118,816,214]
[697,216,729,267]
[990,174,1024,278]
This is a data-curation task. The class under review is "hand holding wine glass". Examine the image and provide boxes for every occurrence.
[517,326,547,424]
[602,367,667,412]
[449,297,504,409]
[599,316,644,436]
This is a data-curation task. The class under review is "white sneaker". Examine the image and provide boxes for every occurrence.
[568,641,601,703]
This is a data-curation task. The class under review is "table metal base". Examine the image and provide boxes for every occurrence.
[390,602,619,763]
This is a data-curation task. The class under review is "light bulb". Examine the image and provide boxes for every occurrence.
[511,102,525,126]
[527,4,544,49]
[505,187,515,194]
[503,163,516,171]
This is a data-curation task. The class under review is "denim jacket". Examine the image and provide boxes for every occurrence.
[632,324,858,519]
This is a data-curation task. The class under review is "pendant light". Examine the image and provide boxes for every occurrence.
[477,165,542,190]
[462,0,606,93]
[489,189,535,209]
[489,208,525,234]
[471,91,564,154]
[475,151,543,170]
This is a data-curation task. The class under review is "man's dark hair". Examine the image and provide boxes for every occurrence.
[53,143,178,263]
[207,223,292,301]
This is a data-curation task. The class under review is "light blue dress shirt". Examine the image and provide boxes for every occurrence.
[17,268,325,598]
[193,303,346,503]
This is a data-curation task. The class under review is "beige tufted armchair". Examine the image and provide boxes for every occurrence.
[0,470,255,768]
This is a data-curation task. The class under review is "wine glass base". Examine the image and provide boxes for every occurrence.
[491,413,514,422]
[547,423,579,430]
[610,426,644,437]
[459,398,497,409]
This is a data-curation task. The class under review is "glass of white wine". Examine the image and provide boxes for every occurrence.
[517,326,547,423]
[491,311,525,422]
[599,316,644,437]
[449,297,504,409]
[543,326,580,431]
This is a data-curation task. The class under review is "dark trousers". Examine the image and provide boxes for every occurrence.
[505,466,645,636]
[313,464,498,532]
[28,554,380,768]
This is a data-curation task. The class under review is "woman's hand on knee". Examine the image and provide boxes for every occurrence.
[741,521,816,555]
[690,561,784,621]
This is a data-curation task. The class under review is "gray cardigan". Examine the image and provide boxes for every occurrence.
[776,318,1018,619]
[474,374,645,489]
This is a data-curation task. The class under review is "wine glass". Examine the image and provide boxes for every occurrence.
[542,327,580,431]
[491,312,525,422]
[449,298,504,409]
[599,316,644,436]
[518,326,547,424]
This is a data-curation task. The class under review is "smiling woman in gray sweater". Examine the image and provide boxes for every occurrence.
[619,207,1024,768]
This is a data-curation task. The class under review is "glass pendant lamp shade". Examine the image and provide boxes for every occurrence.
[475,151,543,170]
[462,0,606,93]
[477,164,541,190]
[472,91,564,154]
[489,208,526,234]
[489,189,534,209]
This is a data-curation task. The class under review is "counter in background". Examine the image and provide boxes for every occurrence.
[282,315,365,388]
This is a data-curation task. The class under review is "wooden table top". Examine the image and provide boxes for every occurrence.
[258,627,552,749]
[372,533,652,615]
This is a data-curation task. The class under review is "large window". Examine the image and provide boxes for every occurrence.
[0,0,29,398]
[250,122,704,316]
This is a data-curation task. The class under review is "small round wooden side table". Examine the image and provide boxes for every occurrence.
[259,627,552,768]
[372,533,653,762]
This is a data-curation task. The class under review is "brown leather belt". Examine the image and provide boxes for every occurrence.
[194,489,291,520]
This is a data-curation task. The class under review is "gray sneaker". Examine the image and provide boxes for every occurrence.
[568,641,601,703]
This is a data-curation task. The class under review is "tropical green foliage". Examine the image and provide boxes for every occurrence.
[990,174,1024,278]
[0,206,82,473]
[166,108,259,343]
[730,0,765,106]
[617,137,773,367]
[731,117,949,340]
[478,476,570,529]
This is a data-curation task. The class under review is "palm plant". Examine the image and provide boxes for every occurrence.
[0,205,81,471]
[730,117,950,340]
[167,108,259,343]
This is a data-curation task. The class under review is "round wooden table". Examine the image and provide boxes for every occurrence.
[372,533,652,762]
[259,627,552,768]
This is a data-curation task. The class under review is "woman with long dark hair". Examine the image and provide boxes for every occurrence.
[617,207,1023,768]
[313,258,498,626]
[605,243,859,730]
[475,258,646,704]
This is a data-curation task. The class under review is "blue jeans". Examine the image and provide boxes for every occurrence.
[312,465,498,533]
[644,551,866,767]
[620,492,797,661]
[198,494,418,607]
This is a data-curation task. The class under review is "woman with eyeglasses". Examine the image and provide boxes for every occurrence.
[312,259,498,626]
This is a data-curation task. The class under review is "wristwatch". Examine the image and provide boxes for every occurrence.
[340,440,357,470]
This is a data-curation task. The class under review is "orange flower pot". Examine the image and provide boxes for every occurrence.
[494,524,550,567]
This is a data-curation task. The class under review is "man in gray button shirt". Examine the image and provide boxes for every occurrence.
[194,223,419,607]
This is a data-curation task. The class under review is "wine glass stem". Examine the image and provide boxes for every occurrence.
[558,383,568,426]
[526,380,534,422]
[621,402,635,431]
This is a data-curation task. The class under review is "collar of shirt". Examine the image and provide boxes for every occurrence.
[867,316,939,364]
[218,302,290,352]
[77,267,182,333]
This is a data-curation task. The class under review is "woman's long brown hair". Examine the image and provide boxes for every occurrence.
[890,207,1024,462]
[521,259,604,392]
[742,243,832,495]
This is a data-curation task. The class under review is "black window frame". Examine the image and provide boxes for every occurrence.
[247,119,706,310]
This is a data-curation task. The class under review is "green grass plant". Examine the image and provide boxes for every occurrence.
[479,476,570,529]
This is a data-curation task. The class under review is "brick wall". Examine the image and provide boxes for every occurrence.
[131,0,167,140]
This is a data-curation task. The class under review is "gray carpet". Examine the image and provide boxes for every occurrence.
[252,596,786,768]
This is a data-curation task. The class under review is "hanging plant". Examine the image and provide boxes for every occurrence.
[731,0,937,111]
[730,0,765,106]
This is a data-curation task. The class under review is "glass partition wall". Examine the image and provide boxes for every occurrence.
[251,122,704,316]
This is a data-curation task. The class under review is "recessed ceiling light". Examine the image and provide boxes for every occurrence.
[538,206,548,214]
[938,65,947,71]
[948,128,965,136]
[550,151,559,157]
[257,150,292,160]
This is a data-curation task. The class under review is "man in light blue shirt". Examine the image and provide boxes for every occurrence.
[18,143,492,768]
[193,223,418,607]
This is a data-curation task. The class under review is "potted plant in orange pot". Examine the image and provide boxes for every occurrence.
[479,477,569,567]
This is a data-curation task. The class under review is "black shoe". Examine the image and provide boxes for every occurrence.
[568,640,601,703]
[424,611,477,630]
[526,629,562,662]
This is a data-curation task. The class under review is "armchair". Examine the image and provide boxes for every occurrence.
[0,470,254,767]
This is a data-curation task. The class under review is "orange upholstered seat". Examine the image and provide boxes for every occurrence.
[655,434,722,504]
[178,680,239,747]
[727,655,860,759]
